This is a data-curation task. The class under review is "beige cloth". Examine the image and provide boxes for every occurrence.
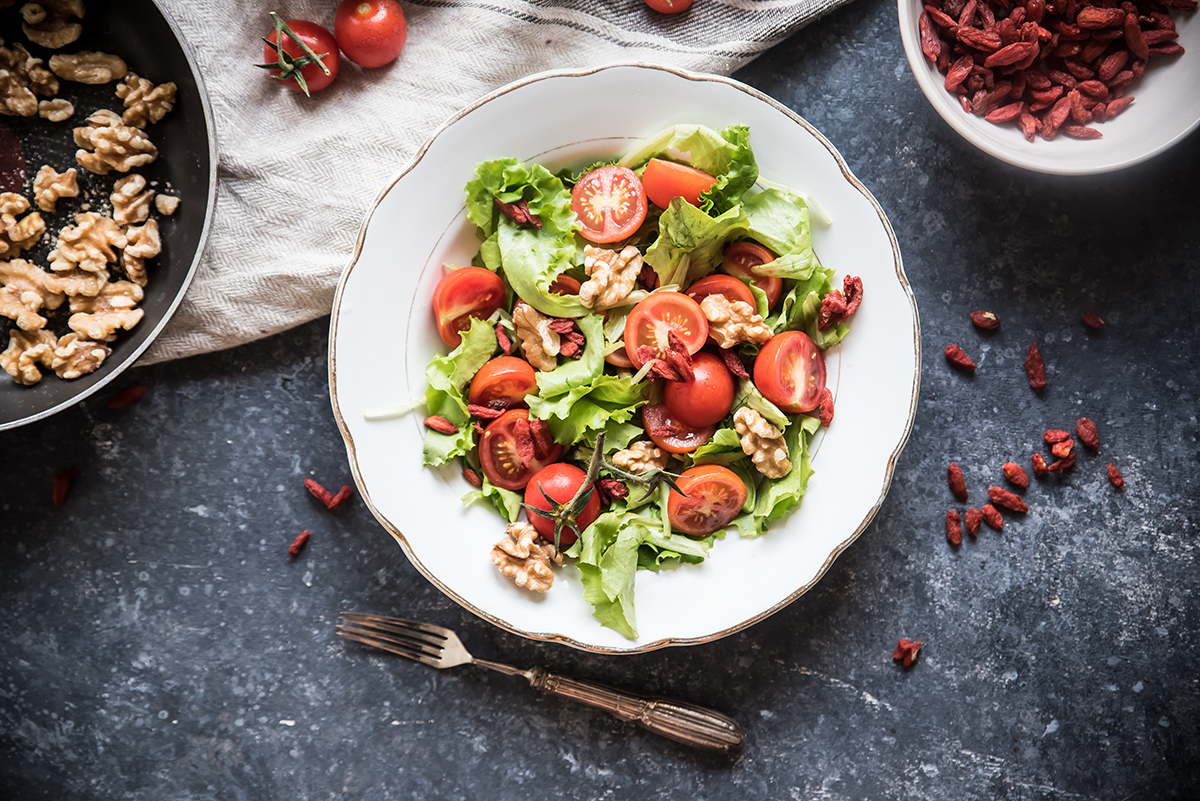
[145,0,851,364]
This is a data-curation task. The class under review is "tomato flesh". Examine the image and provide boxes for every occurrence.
[720,241,782,310]
[523,463,600,546]
[663,352,735,428]
[478,410,562,491]
[549,274,581,296]
[467,356,536,409]
[431,266,506,347]
[641,158,717,209]
[570,165,647,244]
[335,0,407,68]
[263,20,341,94]
[623,292,708,368]
[753,331,827,413]
[642,403,714,454]
[667,465,747,537]
[684,273,757,310]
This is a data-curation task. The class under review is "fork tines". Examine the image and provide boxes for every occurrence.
[337,612,448,667]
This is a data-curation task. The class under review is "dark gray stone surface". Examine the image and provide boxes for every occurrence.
[2,0,1198,796]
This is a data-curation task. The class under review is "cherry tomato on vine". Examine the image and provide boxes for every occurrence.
[641,403,715,454]
[262,18,340,95]
[570,165,647,244]
[719,241,782,310]
[684,273,757,310]
[667,465,747,537]
[623,291,708,368]
[754,330,827,413]
[523,463,600,546]
[431,266,506,347]
[467,357,536,409]
[645,0,695,12]
[479,410,562,491]
[335,0,407,68]
[640,158,716,209]
[663,352,735,428]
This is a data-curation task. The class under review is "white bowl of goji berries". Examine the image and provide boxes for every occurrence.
[898,0,1200,174]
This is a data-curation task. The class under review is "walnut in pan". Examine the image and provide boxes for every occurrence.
[0,328,57,385]
[21,0,86,50]
[33,165,80,213]
[116,72,176,128]
[110,174,154,225]
[45,265,106,298]
[52,211,127,273]
[74,108,158,174]
[491,522,563,593]
[50,331,110,379]
[38,97,73,122]
[0,257,66,330]
[120,218,160,286]
[49,51,128,84]
[68,279,143,341]
[0,41,59,117]
[0,194,46,259]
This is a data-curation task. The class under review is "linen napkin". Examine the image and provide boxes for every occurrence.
[145,0,852,364]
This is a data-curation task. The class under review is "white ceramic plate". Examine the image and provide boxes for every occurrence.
[329,63,919,653]
[897,0,1200,175]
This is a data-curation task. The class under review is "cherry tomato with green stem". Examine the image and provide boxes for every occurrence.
[335,0,408,68]
[261,15,340,96]
[523,463,601,546]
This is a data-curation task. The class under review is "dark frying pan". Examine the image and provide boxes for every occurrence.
[0,0,216,430]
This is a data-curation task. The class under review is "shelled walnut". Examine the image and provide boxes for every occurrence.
[50,331,108,379]
[110,173,153,225]
[0,257,66,330]
[154,194,179,216]
[491,522,563,593]
[37,97,72,121]
[512,302,559,372]
[700,294,771,349]
[1,193,46,258]
[0,41,58,116]
[46,265,105,297]
[733,407,791,479]
[74,108,157,174]
[116,72,176,128]
[121,219,159,286]
[49,50,127,84]
[21,0,86,50]
[33,165,79,212]
[52,211,126,272]
[612,440,669,474]
[67,279,142,341]
[0,327,57,385]
[579,244,641,310]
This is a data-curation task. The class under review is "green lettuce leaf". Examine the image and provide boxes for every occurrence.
[643,201,749,287]
[699,125,758,215]
[732,377,789,431]
[742,188,817,279]
[462,478,523,522]
[527,370,650,447]
[688,426,744,467]
[753,415,820,527]
[421,318,496,465]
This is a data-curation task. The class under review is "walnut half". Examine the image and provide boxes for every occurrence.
[512,302,559,372]
[74,108,158,174]
[22,0,86,50]
[701,293,772,349]
[733,407,792,479]
[1,328,57,385]
[612,440,668,474]
[116,72,176,128]
[579,245,641,310]
[33,165,79,212]
[50,51,128,84]
[491,522,563,593]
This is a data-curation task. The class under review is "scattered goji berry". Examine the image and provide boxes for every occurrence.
[304,478,334,506]
[816,388,835,428]
[1076,418,1100,450]
[1031,453,1050,477]
[513,417,535,465]
[987,486,1029,513]
[51,467,79,506]
[946,509,963,546]
[965,507,982,537]
[496,324,513,355]
[947,462,968,501]
[717,347,750,379]
[893,639,923,668]
[288,530,310,558]
[970,310,1001,330]
[1003,462,1030,488]
[1107,463,1125,489]
[423,415,459,435]
[327,485,354,509]
[107,385,148,409]
[1024,343,1046,391]
[944,344,977,372]
[1081,312,1106,330]
[980,503,1004,530]
[1051,438,1075,459]
[463,467,483,488]
[596,478,628,505]
[467,403,505,420]
[1044,429,1071,444]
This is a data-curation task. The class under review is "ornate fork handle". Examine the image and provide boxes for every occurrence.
[527,666,745,753]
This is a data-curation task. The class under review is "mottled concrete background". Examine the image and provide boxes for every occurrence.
[2,0,1198,797]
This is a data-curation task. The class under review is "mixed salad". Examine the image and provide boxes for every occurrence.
[417,124,861,639]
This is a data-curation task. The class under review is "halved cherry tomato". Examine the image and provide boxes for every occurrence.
[549,274,581,295]
[663,352,735,428]
[667,465,747,537]
[523,463,600,547]
[642,403,715,454]
[478,409,562,491]
[720,241,782,310]
[645,0,694,12]
[754,331,827,413]
[640,158,717,209]
[431,266,506,347]
[684,273,757,310]
[263,19,341,94]
[570,165,647,244]
[334,0,407,68]
[467,356,536,409]
[623,292,708,368]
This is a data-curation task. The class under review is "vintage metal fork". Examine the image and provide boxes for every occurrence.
[337,611,745,753]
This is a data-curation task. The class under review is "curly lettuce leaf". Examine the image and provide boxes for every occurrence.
[699,125,758,215]
[688,426,744,467]
[422,318,496,465]
[527,371,650,447]
[753,415,820,528]
[643,201,749,288]
[462,478,523,522]
[742,188,817,280]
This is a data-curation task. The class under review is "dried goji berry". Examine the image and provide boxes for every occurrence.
[513,417,535,465]
[107,385,148,409]
[1107,463,1125,489]
[948,462,969,501]
[965,507,982,537]
[1064,125,1103,139]
[327,485,354,509]
[304,478,335,507]
[980,503,1004,530]
[1051,438,1075,459]
[893,639,923,668]
[817,387,835,428]
[1024,343,1046,391]
[988,486,1029,513]
[718,347,750,379]
[496,324,513,355]
[1048,452,1077,472]
[463,467,483,488]
[596,478,628,504]
[423,416,459,435]
[51,467,79,506]
[288,530,310,558]
[944,344,977,372]
[946,509,963,546]
[467,403,505,420]
[1081,312,1106,330]
[969,310,1001,330]
[1044,429,1071,444]
[1076,418,1100,450]
[1003,462,1030,488]
[1032,453,1050,476]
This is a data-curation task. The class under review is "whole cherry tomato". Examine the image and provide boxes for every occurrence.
[754,330,827,413]
[570,165,647,244]
[335,0,408,68]
[645,0,695,12]
[431,266,506,347]
[667,465,747,537]
[523,463,601,546]
[663,352,735,428]
[640,158,716,209]
[262,19,340,95]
